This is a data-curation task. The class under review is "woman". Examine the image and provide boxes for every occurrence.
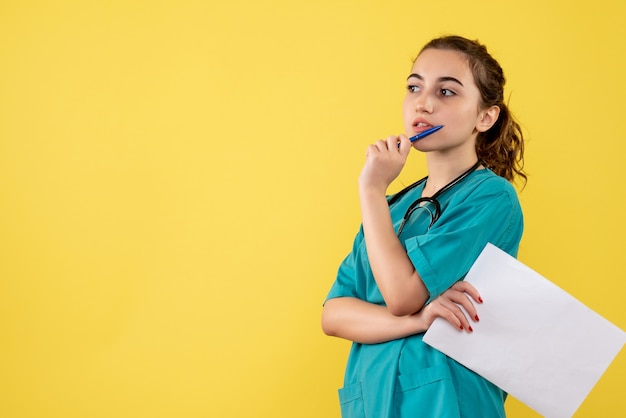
[321,35,526,417]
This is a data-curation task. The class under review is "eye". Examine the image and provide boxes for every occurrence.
[406,84,420,93]
[440,88,455,97]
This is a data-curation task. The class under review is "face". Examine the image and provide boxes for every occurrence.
[402,48,493,154]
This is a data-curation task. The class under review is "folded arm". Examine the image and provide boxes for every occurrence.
[321,282,481,344]
[321,297,425,344]
[358,135,429,315]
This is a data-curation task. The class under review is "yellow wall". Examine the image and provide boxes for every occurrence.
[1,0,624,417]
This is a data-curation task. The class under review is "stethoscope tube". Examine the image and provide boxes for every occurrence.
[391,161,482,235]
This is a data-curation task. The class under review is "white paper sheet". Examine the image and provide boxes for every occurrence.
[423,243,626,418]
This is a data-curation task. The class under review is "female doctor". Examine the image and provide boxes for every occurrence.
[321,35,526,417]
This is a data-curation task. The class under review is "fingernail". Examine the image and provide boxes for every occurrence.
[459,325,464,330]
[474,315,480,321]
[478,296,483,303]
[468,326,473,332]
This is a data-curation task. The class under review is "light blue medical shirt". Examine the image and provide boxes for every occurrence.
[325,168,523,418]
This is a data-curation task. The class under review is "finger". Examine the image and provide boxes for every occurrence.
[451,280,483,304]
[365,144,378,158]
[437,299,473,332]
[442,288,479,323]
[367,141,387,156]
[385,135,399,151]
[452,291,479,323]
[424,301,463,331]
[396,134,412,155]
[375,139,389,152]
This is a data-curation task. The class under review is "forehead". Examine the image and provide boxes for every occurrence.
[410,48,473,83]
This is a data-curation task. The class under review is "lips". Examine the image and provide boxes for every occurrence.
[412,118,434,133]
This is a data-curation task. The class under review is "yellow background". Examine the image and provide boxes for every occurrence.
[1,0,624,417]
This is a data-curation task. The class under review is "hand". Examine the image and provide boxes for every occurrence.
[358,134,412,194]
[417,281,482,333]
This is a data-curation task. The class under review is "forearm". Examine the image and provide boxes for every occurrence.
[359,187,429,315]
[321,297,426,344]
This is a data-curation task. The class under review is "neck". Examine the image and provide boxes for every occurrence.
[423,153,480,197]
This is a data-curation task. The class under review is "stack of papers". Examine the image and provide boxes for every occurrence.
[423,243,625,418]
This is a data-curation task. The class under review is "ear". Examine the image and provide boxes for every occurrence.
[476,105,500,132]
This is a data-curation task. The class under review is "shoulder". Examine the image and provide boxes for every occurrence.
[451,169,522,214]
[466,169,519,199]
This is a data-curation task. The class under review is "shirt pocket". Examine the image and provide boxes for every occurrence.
[338,382,366,418]
[394,364,460,418]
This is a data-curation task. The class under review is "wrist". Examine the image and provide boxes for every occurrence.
[395,311,428,337]
[411,310,430,334]
[358,182,387,199]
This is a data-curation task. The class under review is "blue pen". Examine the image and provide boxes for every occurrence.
[409,125,443,142]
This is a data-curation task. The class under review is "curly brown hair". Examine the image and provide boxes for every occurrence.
[419,35,527,185]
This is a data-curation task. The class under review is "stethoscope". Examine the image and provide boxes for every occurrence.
[388,160,482,236]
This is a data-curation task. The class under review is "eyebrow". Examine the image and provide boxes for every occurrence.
[406,73,464,87]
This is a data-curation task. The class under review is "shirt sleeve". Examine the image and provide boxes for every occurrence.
[324,226,363,303]
[405,182,523,303]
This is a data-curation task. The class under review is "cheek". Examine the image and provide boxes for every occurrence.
[445,105,479,126]
[401,97,411,115]
[401,102,413,128]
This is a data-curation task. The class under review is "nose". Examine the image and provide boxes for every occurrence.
[415,95,433,113]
